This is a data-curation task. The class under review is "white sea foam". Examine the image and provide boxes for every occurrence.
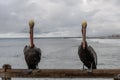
[0,33,28,38]
[0,33,44,38]
[89,39,120,44]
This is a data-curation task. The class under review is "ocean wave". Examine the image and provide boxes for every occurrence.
[0,33,44,38]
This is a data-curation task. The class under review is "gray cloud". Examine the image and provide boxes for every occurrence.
[0,0,120,37]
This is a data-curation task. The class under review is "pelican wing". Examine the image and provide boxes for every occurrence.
[35,47,41,57]
[88,45,97,65]
[78,45,82,59]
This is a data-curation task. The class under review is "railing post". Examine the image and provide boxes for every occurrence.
[114,74,120,80]
[2,64,11,80]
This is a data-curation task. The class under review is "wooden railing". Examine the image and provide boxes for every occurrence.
[1,64,120,80]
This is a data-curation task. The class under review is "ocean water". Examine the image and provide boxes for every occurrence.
[0,38,120,80]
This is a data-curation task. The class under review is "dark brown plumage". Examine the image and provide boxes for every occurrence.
[78,42,97,70]
[24,46,41,69]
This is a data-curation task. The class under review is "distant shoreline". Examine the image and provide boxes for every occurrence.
[0,37,120,39]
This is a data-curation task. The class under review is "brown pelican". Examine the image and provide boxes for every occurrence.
[78,20,97,72]
[24,20,41,69]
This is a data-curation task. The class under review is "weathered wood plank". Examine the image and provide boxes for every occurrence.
[0,69,119,78]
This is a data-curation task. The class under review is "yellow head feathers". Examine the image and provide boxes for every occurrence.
[82,20,87,28]
[29,19,34,28]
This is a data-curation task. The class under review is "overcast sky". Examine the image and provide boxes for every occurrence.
[0,0,120,37]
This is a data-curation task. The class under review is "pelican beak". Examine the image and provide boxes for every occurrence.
[29,19,34,48]
[82,27,86,36]
[81,20,87,49]
[82,27,86,49]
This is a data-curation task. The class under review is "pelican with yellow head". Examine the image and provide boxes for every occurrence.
[78,20,97,72]
[24,19,41,70]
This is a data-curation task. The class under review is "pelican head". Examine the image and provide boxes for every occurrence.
[81,20,87,35]
[82,20,87,28]
[29,19,34,28]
